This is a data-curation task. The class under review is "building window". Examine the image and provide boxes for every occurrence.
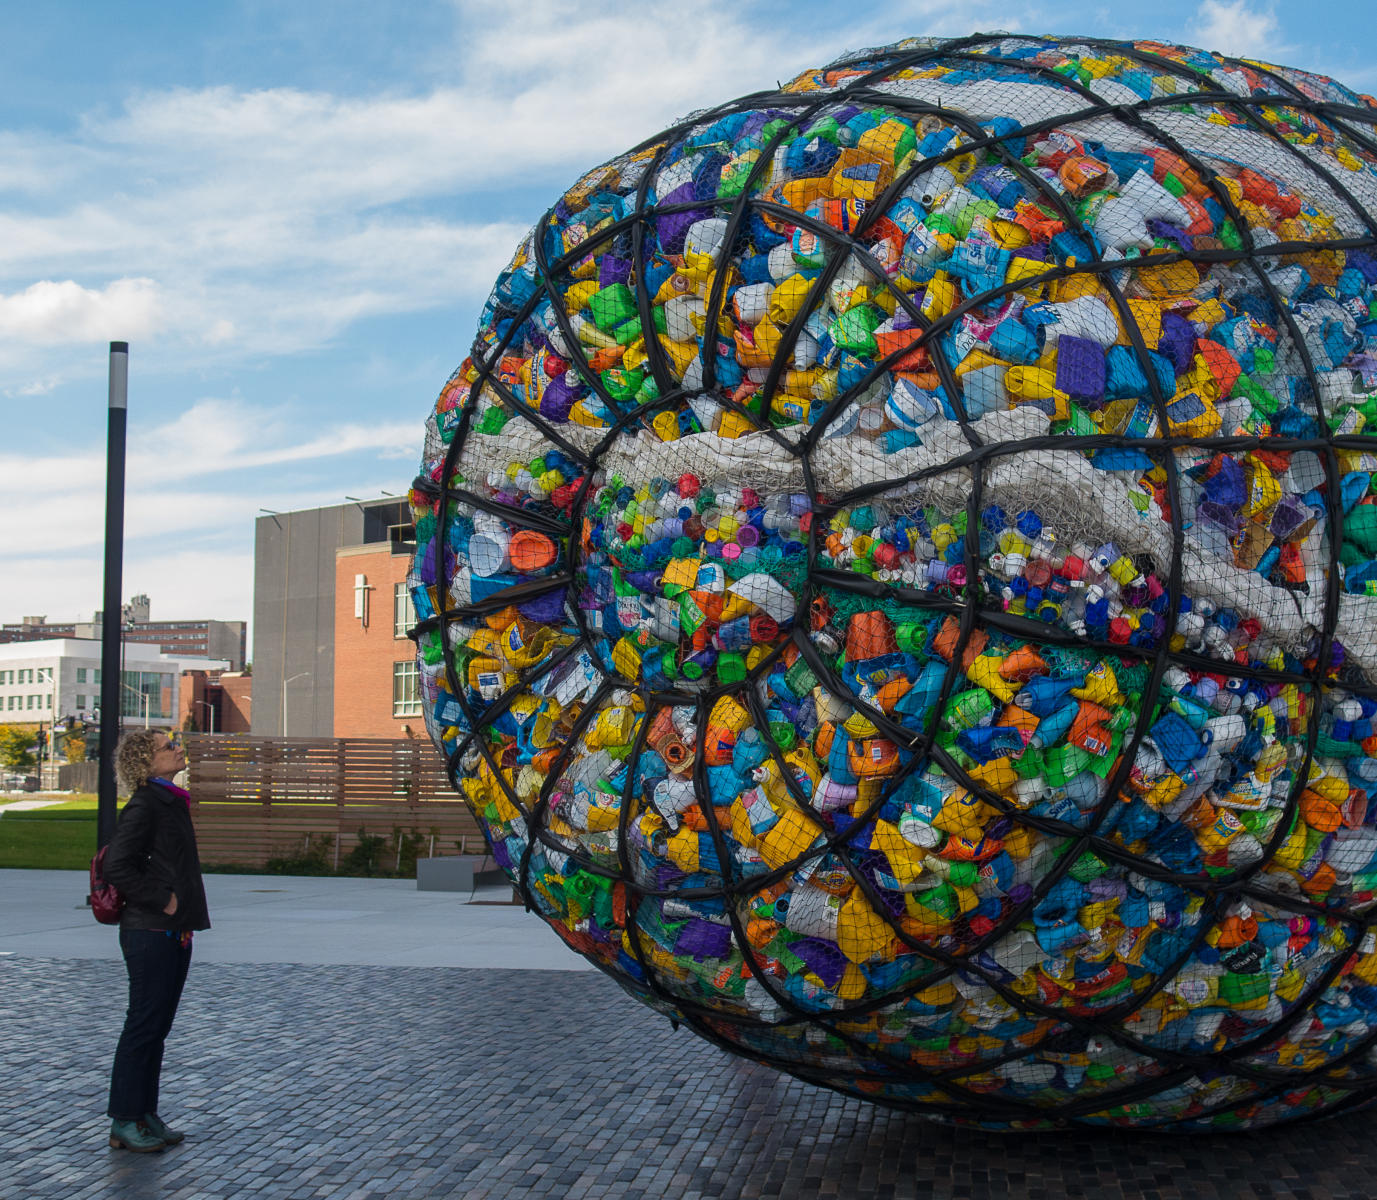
[392,661,421,717]
[119,670,172,720]
[394,582,417,639]
[76,694,86,710]
[26,695,34,710]
[77,668,87,683]
[5,697,12,710]
[94,669,101,686]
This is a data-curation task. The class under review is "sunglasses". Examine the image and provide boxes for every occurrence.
[164,732,183,751]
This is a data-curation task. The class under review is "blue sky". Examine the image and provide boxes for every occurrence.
[0,0,1372,660]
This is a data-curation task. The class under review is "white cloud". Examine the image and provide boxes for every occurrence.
[0,549,257,630]
[129,398,420,481]
[0,398,420,559]
[1189,1,1287,59]
[0,0,1019,385]
[0,0,1051,641]
[0,277,160,344]
[123,550,257,628]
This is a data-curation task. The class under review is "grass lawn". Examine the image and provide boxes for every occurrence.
[0,794,109,870]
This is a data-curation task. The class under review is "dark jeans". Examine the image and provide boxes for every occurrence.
[107,929,192,1121]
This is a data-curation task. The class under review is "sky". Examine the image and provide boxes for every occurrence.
[0,0,1372,663]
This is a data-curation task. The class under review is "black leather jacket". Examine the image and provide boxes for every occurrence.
[104,780,211,933]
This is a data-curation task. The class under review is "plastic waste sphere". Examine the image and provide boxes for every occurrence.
[408,33,1377,1129]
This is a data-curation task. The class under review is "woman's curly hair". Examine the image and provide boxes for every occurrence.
[115,729,164,793]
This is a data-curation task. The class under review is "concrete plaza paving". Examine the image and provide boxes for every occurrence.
[1,868,1375,1199]
[0,868,587,971]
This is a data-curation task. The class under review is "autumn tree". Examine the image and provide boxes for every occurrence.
[0,726,36,772]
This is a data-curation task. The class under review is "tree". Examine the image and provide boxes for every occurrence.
[0,726,36,772]
[63,731,87,764]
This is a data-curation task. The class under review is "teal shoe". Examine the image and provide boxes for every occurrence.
[108,1119,165,1153]
[142,1112,185,1145]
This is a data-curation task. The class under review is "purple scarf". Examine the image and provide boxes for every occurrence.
[151,777,191,808]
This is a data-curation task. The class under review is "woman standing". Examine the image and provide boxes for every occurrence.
[103,729,210,1152]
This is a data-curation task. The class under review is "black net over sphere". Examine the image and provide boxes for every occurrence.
[407,33,1377,1129]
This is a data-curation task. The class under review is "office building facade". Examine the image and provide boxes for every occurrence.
[252,497,414,737]
[0,639,230,730]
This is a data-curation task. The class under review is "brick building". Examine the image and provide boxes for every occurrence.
[178,669,253,733]
[219,672,253,732]
[332,541,421,738]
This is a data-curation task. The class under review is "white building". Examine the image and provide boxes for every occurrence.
[0,639,230,730]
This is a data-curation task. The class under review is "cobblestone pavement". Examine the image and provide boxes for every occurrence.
[2,956,1374,1200]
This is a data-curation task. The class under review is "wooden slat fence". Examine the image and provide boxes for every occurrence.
[184,734,484,871]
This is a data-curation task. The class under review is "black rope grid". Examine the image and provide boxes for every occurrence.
[410,33,1377,1129]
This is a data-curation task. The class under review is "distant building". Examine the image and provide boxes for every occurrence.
[253,498,414,737]
[0,616,75,642]
[218,671,253,732]
[178,669,252,733]
[0,639,230,731]
[0,595,246,671]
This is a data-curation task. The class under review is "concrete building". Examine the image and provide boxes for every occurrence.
[0,639,230,732]
[252,498,414,737]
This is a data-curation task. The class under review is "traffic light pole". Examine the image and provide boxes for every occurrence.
[96,342,128,850]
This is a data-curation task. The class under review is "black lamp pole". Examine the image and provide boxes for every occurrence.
[96,342,128,850]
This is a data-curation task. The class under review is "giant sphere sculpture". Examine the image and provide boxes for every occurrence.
[407,33,1377,1128]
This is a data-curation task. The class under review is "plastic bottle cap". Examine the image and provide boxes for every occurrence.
[508,530,558,572]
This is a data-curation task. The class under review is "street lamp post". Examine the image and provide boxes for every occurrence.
[97,342,128,851]
[282,672,309,738]
[195,698,216,733]
[41,666,59,781]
